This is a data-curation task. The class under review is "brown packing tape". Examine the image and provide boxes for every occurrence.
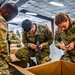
[9,63,35,75]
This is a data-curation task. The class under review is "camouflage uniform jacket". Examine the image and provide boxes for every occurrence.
[22,24,53,50]
[0,13,10,74]
[55,20,75,55]
[0,13,8,59]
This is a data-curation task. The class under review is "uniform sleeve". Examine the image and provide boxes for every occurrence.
[41,25,53,48]
[22,30,31,48]
[0,15,8,52]
[54,28,62,48]
[70,23,75,46]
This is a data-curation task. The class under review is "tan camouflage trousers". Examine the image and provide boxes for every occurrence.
[0,41,10,75]
[0,57,10,75]
[15,47,51,66]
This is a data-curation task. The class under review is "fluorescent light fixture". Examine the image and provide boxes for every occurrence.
[26,12,37,15]
[50,1,64,7]
[51,15,55,18]
[8,0,19,3]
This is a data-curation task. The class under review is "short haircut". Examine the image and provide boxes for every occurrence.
[2,3,18,16]
[55,13,70,25]
[22,19,32,32]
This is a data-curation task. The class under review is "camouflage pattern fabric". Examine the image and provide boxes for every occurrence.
[0,13,10,75]
[55,20,75,63]
[15,24,53,66]
[16,30,20,38]
[9,31,21,47]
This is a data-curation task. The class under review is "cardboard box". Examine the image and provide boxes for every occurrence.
[10,60,75,75]
[26,60,75,75]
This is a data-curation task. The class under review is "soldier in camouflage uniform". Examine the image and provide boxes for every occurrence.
[9,30,21,47]
[0,3,18,75]
[16,30,20,38]
[54,13,75,63]
[15,19,53,66]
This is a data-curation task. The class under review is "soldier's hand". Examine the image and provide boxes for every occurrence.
[59,44,67,50]
[39,44,43,50]
[66,42,74,51]
[30,44,37,50]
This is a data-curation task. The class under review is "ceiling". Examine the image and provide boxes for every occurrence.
[1,0,75,26]
[18,0,75,18]
[6,0,75,18]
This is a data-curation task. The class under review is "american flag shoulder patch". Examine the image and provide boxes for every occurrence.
[0,25,7,31]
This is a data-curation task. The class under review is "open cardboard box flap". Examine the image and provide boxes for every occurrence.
[9,63,35,75]
[10,60,75,75]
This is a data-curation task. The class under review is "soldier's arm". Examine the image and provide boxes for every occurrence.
[70,24,75,46]
[67,24,75,48]
[22,30,31,48]
[0,17,8,53]
[40,25,53,48]
[54,28,62,49]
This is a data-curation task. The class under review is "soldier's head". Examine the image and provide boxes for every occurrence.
[55,13,71,31]
[22,19,36,34]
[0,3,18,21]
